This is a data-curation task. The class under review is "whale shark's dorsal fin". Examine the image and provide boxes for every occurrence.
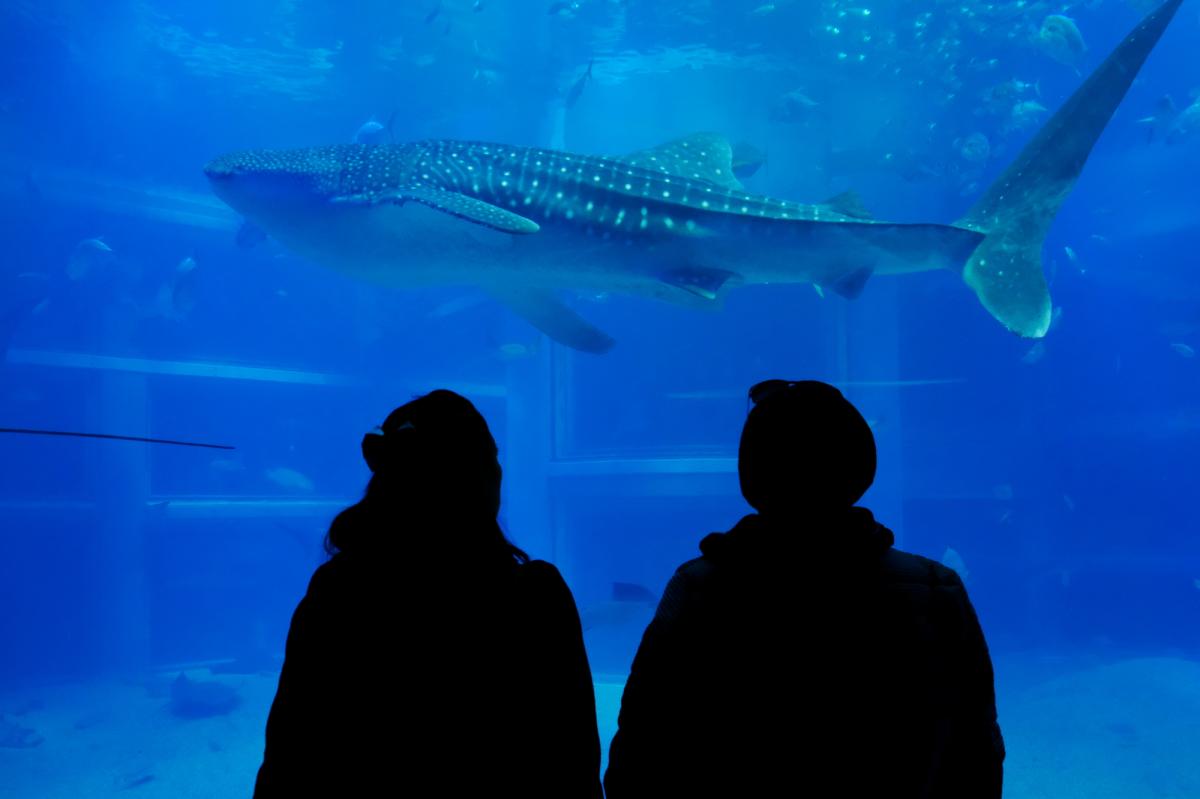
[619,132,744,191]
[822,190,873,220]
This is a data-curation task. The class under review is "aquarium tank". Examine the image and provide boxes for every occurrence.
[1,0,1198,796]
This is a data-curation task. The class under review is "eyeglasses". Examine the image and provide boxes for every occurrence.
[747,379,802,407]
[363,420,416,439]
[361,420,417,473]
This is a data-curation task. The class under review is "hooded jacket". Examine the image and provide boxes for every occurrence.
[604,509,1004,799]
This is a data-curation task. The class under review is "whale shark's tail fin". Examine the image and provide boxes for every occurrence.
[956,0,1182,338]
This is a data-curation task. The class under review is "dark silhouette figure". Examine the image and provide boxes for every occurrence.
[605,380,1004,799]
[253,390,602,798]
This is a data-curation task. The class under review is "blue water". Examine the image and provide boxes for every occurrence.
[1,1,1198,796]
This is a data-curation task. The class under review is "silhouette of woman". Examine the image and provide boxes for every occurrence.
[253,390,602,798]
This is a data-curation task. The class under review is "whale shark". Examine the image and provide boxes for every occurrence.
[205,0,1182,353]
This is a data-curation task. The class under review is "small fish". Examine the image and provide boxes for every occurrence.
[423,3,441,24]
[1062,494,1076,512]
[565,59,593,109]
[67,237,115,280]
[210,455,246,473]
[114,769,155,791]
[1194,578,1200,591]
[235,219,268,249]
[1167,96,1200,145]
[940,546,970,583]
[1008,100,1048,131]
[172,255,199,316]
[1011,78,1040,96]
[955,132,990,164]
[812,283,826,299]
[1137,94,1179,143]
[1021,340,1047,364]
[580,583,657,631]
[265,466,315,492]
[169,673,240,719]
[1048,305,1064,333]
[494,342,528,360]
[353,116,392,145]
[771,89,820,123]
[547,1,579,15]
[473,68,502,86]
[751,3,776,15]
[148,256,200,320]
[1037,14,1088,70]
[1171,342,1196,358]
[473,0,485,11]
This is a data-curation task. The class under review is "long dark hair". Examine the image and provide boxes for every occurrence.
[323,390,529,565]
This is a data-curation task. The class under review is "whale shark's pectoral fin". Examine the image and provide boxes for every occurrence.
[658,266,739,301]
[487,286,615,354]
[829,267,874,299]
[334,187,541,235]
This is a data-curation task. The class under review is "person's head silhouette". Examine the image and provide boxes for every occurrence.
[327,390,525,563]
[361,388,502,516]
[739,380,876,519]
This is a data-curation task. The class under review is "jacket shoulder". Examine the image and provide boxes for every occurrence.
[520,558,567,586]
[517,559,575,605]
[673,555,713,580]
[881,548,965,588]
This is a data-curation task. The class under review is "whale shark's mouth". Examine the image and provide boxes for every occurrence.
[202,159,238,180]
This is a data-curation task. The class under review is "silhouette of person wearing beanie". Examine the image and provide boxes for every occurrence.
[605,380,1004,799]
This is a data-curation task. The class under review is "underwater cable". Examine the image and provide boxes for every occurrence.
[0,427,234,450]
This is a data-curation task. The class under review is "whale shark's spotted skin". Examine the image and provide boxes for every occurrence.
[209,133,866,238]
